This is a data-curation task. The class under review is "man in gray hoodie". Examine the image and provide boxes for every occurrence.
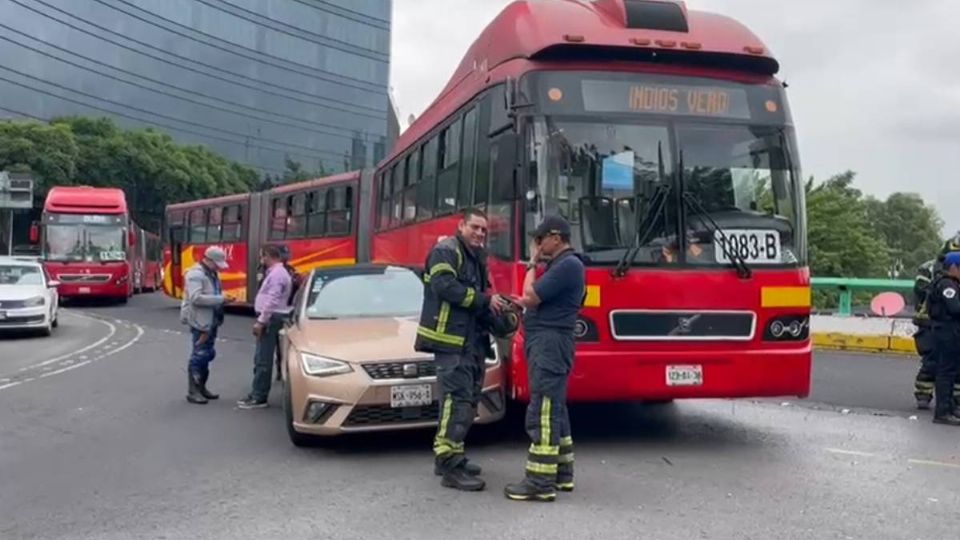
[180,246,234,404]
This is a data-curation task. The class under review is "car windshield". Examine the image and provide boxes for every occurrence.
[305,267,422,319]
[528,117,803,267]
[0,265,44,286]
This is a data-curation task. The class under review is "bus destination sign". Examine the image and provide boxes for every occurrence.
[581,80,753,120]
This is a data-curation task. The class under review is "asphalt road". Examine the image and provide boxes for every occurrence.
[0,294,956,540]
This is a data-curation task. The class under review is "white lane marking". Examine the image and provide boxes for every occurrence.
[100,324,144,358]
[825,448,876,457]
[39,361,92,378]
[908,459,960,470]
[12,312,116,373]
[0,381,22,391]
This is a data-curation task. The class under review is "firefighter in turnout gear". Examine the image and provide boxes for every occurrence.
[924,251,960,425]
[415,208,508,492]
[505,215,585,502]
[913,258,938,409]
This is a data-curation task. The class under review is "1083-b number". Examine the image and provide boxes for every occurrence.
[713,229,781,264]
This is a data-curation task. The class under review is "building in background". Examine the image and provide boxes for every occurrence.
[0,0,393,177]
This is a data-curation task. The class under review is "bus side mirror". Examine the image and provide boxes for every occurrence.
[492,133,520,201]
[29,223,39,244]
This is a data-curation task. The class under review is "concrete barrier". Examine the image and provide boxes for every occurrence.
[811,315,917,355]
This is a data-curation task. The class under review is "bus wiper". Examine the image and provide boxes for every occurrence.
[681,192,752,280]
[612,183,671,278]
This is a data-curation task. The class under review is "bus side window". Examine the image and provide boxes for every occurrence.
[458,107,478,209]
[206,207,223,244]
[487,135,516,260]
[389,164,402,228]
[403,152,418,223]
[418,138,438,220]
[309,189,327,237]
[222,205,242,242]
[287,193,307,239]
[269,197,287,240]
[376,174,390,231]
[188,208,207,244]
[436,116,462,216]
[328,186,351,236]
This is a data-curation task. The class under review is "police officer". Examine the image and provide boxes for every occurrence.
[925,250,960,425]
[912,258,938,409]
[505,215,585,502]
[415,208,508,491]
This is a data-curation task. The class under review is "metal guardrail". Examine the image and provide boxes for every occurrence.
[810,277,914,317]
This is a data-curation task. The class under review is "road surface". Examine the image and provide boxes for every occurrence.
[0,294,955,540]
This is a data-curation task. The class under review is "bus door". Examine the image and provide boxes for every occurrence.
[246,192,268,303]
[169,217,185,295]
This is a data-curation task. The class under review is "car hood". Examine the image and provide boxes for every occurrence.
[287,316,431,363]
[0,284,46,301]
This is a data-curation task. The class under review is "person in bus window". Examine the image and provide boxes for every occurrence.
[179,246,233,404]
[505,215,585,502]
[415,208,508,492]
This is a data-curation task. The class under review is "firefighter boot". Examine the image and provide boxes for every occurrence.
[504,480,557,502]
[916,396,932,410]
[440,464,485,492]
[198,372,219,400]
[932,414,960,426]
[434,459,481,476]
[186,372,208,404]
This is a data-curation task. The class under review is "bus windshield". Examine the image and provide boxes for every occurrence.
[45,221,127,263]
[525,74,805,268]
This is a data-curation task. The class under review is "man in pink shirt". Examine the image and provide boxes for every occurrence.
[237,244,292,410]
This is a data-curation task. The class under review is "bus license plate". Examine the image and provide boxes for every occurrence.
[390,384,432,408]
[714,229,781,264]
[79,287,91,294]
[666,365,703,386]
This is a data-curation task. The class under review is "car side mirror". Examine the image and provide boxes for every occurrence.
[48,280,61,288]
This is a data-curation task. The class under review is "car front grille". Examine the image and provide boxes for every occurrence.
[0,315,45,326]
[58,274,111,283]
[343,403,439,427]
[362,360,437,380]
[0,299,28,309]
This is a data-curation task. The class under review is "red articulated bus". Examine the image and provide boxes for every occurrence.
[164,0,811,404]
[162,172,366,306]
[370,0,811,403]
[32,186,161,302]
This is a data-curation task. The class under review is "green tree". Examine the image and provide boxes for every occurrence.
[864,192,943,276]
[0,120,78,190]
[806,171,891,279]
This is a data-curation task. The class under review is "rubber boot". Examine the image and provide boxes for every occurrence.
[504,479,557,502]
[187,372,208,404]
[441,466,485,492]
[434,459,481,476]
[198,372,219,400]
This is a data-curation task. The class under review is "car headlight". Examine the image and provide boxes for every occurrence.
[300,353,352,377]
[23,296,45,307]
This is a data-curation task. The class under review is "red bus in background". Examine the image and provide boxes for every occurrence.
[162,172,366,306]
[162,0,811,407]
[31,186,161,302]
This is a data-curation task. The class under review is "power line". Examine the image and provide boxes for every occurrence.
[101,0,386,93]
[0,103,284,175]
[195,0,388,61]
[291,0,390,28]
[0,71,338,166]
[0,64,344,159]
[0,28,378,143]
[13,0,386,118]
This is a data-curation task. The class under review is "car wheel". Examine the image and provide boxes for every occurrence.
[40,320,53,337]
[51,311,59,328]
[284,379,316,448]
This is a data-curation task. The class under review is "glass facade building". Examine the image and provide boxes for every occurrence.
[0,0,393,176]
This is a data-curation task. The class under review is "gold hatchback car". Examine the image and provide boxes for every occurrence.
[279,264,508,446]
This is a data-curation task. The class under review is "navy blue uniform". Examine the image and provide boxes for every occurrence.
[522,248,585,491]
[926,274,960,419]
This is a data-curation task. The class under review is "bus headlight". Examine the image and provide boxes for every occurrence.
[763,315,809,341]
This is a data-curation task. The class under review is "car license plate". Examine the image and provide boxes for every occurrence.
[666,365,703,386]
[390,384,432,408]
[713,229,781,264]
[79,287,91,294]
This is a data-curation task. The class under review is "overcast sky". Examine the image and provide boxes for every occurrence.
[389,0,960,234]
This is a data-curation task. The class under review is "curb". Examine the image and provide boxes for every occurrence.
[812,332,916,356]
